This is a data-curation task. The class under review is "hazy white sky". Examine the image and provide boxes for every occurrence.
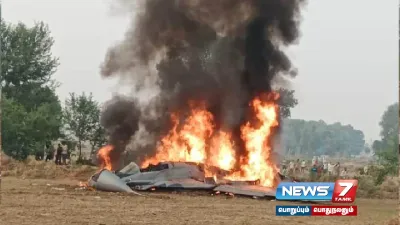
[3,0,398,141]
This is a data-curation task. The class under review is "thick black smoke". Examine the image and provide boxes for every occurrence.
[99,96,140,164]
[100,0,306,166]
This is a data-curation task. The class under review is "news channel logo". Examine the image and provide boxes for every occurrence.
[275,180,358,202]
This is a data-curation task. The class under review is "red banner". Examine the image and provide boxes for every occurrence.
[311,206,357,216]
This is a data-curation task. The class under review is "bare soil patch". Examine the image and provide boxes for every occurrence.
[0,177,398,225]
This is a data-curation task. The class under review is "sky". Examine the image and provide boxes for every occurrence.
[3,0,398,142]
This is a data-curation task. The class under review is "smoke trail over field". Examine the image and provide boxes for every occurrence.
[99,0,306,170]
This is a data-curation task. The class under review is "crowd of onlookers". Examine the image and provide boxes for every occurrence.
[35,141,76,165]
[280,156,364,179]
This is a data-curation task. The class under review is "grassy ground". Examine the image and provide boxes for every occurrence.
[0,177,398,225]
[1,155,97,180]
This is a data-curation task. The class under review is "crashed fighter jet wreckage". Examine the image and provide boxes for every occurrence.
[86,0,309,201]
[88,161,294,199]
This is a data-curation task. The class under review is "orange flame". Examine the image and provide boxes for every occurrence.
[225,94,280,187]
[142,103,217,167]
[97,145,114,171]
[208,131,236,171]
[141,93,280,187]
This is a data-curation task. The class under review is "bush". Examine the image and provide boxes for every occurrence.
[380,176,399,193]
[355,175,380,198]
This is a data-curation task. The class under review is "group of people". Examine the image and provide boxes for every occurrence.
[281,157,348,179]
[43,142,70,165]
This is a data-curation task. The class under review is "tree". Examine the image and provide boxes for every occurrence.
[378,103,398,142]
[374,135,398,184]
[63,92,104,159]
[277,88,298,118]
[281,119,366,156]
[373,103,399,154]
[1,20,62,160]
[88,104,107,156]
[1,21,59,104]
[371,103,398,184]
[2,97,31,160]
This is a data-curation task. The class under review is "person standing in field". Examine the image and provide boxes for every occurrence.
[340,167,348,179]
[328,162,334,176]
[294,159,300,174]
[316,164,323,178]
[288,160,294,176]
[310,164,318,181]
[312,156,317,166]
[323,161,328,174]
[334,162,341,177]
[61,142,68,165]
[281,159,287,175]
[45,143,54,162]
[55,143,62,165]
[300,160,306,173]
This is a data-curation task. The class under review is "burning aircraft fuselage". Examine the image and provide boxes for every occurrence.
[98,93,281,188]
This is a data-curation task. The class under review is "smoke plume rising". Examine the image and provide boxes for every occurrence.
[100,0,306,168]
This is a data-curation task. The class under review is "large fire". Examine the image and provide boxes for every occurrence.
[97,93,280,187]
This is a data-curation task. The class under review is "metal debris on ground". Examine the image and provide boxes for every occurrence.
[87,161,294,200]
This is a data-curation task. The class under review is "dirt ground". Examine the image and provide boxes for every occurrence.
[0,177,398,225]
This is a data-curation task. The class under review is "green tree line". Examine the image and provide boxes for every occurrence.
[281,119,366,156]
[1,20,106,160]
[281,102,398,173]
